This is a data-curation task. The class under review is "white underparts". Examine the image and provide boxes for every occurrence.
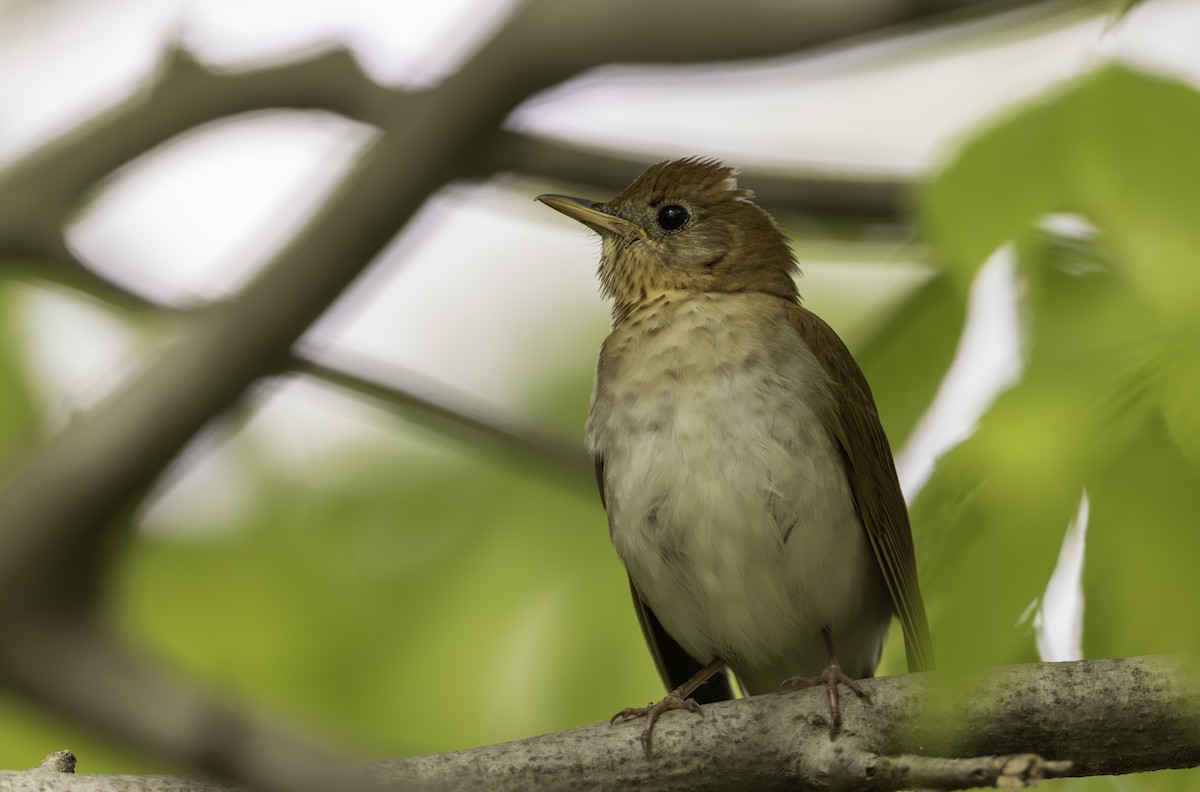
[588,292,890,693]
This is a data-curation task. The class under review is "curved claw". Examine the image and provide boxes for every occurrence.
[610,692,703,758]
[611,702,655,724]
[781,657,871,738]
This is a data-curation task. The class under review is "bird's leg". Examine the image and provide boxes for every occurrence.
[611,656,726,758]
[779,628,871,738]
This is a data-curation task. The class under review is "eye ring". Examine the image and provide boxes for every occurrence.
[656,204,689,232]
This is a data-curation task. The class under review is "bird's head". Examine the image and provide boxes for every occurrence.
[537,158,798,318]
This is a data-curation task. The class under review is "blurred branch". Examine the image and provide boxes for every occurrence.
[0,48,396,264]
[1,656,1197,791]
[483,132,910,220]
[10,251,593,483]
[0,614,376,792]
[0,0,1091,265]
[4,256,170,313]
[292,352,593,483]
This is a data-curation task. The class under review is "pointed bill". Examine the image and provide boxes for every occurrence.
[536,194,646,239]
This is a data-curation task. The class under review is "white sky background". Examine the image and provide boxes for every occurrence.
[3,0,1200,661]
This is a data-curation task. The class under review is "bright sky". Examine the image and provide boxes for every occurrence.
[3,0,1199,660]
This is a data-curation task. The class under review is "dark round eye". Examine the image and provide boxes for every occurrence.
[656,204,689,232]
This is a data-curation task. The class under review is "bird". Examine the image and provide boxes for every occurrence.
[536,157,933,755]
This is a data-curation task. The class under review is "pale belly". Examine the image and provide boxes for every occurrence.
[587,293,890,693]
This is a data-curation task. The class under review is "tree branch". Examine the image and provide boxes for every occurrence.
[0,48,396,264]
[0,657,1195,792]
[0,614,383,792]
[481,132,910,220]
[290,352,593,483]
[4,251,593,484]
[861,753,1073,790]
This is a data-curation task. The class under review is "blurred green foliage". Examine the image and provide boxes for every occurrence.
[118,432,639,758]
[918,64,1200,668]
[0,61,1199,791]
[917,64,1200,790]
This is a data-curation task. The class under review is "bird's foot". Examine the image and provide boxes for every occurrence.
[780,657,871,738]
[611,692,703,758]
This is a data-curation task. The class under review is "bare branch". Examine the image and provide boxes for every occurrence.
[0,48,395,263]
[5,253,592,484]
[481,132,910,220]
[292,352,593,484]
[0,657,1194,792]
[862,753,1074,790]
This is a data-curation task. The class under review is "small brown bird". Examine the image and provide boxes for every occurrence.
[537,158,932,754]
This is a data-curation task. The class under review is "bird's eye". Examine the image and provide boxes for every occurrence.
[656,204,689,232]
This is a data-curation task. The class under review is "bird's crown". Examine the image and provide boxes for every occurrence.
[539,158,798,320]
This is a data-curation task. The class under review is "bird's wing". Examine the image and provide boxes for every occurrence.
[595,455,735,703]
[785,304,935,672]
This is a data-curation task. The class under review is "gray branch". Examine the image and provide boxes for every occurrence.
[9,253,594,482]
[291,352,593,483]
[480,132,910,220]
[0,657,1195,792]
[0,48,394,264]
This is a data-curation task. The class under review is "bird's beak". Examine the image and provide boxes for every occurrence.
[536,194,646,239]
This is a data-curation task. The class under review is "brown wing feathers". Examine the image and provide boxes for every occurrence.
[786,303,934,673]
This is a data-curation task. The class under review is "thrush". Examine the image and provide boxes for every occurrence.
[537,158,933,755]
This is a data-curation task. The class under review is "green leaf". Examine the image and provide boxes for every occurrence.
[855,274,966,449]
[1039,768,1200,792]
[912,372,1087,671]
[911,244,1169,670]
[1161,339,1200,475]
[1061,70,1200,323]
[1082,415,1200,659]
[917,64,1200,672]
[924,66,1200,318]
[922,106,1063,289]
